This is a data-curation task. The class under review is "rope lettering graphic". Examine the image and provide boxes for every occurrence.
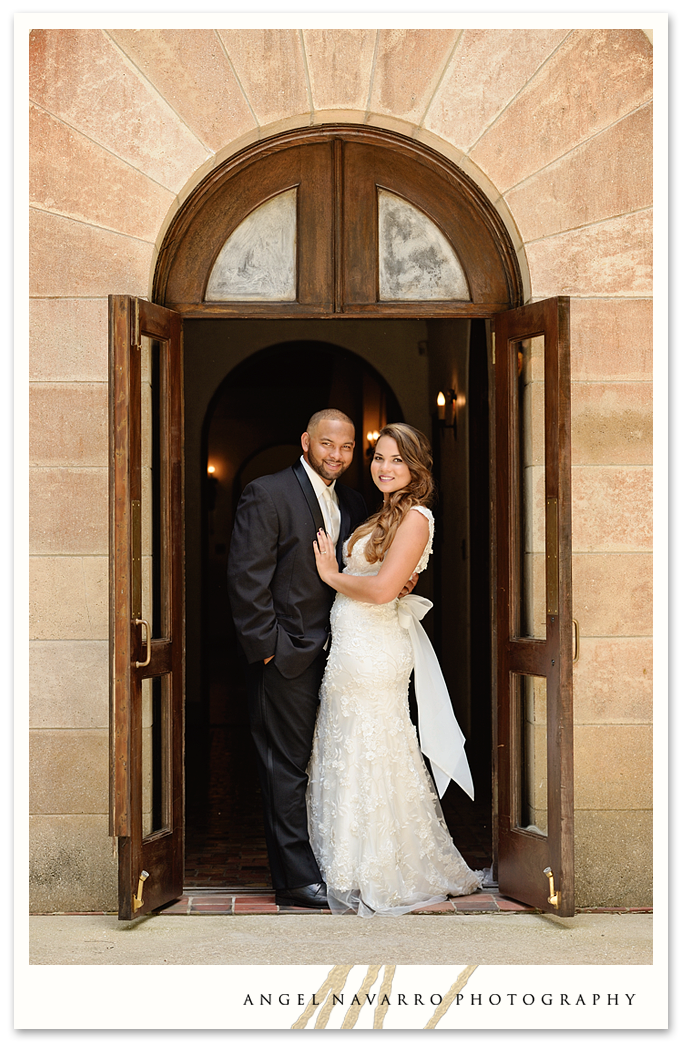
[292,964,478,1029]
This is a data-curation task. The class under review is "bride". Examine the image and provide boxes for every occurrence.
[306,423,482,916]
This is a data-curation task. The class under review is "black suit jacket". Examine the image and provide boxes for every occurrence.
[227,461,368,679]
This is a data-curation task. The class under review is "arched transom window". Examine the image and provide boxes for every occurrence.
[155,127,522,318]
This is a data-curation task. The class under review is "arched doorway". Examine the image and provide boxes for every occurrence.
[110,124,574,917]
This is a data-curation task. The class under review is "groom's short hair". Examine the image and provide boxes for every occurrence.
[306,409,355,435]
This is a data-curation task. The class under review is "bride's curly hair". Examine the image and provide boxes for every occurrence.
[347,422,435,564]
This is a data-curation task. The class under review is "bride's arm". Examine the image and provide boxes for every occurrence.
[313,510,429,604]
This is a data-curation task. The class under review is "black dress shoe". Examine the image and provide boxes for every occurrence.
[275,882,329,909]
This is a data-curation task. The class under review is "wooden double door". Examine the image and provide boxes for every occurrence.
[109,126,574,919]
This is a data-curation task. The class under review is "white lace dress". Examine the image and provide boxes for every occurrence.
[306,506,482,916]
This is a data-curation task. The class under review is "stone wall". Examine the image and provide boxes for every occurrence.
[28,27,653,910]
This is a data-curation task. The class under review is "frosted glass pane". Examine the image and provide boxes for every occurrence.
[205,188,297,301]
[378,189,470,301]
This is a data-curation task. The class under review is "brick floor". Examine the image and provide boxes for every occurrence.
[151,885,533,916]
[142,886,652,917]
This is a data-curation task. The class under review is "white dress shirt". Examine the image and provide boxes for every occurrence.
[300,455,341,543]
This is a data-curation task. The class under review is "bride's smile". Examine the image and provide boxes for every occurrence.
[372,435,412,495]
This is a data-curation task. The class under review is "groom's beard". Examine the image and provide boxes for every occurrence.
[304,446,349,483]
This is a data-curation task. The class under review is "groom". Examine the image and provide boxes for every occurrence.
[227,409,368,909]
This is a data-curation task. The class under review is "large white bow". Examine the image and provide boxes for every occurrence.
[397,593,475,800]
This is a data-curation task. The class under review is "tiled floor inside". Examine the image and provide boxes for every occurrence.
[158,886,533,915]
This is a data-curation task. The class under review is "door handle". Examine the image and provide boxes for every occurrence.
[134,617,151,668]
[572,619,580,663]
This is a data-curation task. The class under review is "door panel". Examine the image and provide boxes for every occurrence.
[109,296,184,919]
[493,297,574,916]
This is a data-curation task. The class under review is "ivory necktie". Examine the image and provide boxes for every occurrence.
[321,485,340,544]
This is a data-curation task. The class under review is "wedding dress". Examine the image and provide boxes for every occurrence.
[306,506,482,916]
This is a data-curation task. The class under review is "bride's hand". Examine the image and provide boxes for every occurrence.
[313,529,339,584]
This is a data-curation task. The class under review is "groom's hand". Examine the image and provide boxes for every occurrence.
[397,573,419,598]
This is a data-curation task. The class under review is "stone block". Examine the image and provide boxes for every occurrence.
[574,725,652,809]
[30,640,109,728]
[30,814,117,914]
[573,638,652,725]
[569,298,653,382]
[364,112,419,143]
[217,28,310,127]
[369,29,458,123]
[571,382,652,465]
[29,556,108,640]
[29,383,107,467]
[30,728,109,814]
[110,28,256,154]
[311,108,367,126]
[29,28,208,191]
[426,28,568,154]
[30,209,153,298]
[571,466,652,552]
[572,553,652,636]
[30,467,108,555]
[525,210,653,300]
[574,810,652,908]
[30,299,108,382]
[469,29,653,193]
[505,103,652,241]
[30,103,175,242]
[303,29,377,112]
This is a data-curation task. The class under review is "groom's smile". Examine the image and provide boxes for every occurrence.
[301,419,356,483]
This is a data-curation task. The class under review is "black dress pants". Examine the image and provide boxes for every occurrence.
[245,651,326,891]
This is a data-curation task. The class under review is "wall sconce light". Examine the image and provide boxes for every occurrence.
[207,464,216,475]
[436,390,457,436]
[366,430,380,456]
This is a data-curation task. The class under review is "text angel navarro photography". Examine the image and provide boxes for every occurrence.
[242,991,638,1008]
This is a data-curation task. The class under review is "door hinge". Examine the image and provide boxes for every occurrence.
[546,497,558,615]
[132,298,141,351]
